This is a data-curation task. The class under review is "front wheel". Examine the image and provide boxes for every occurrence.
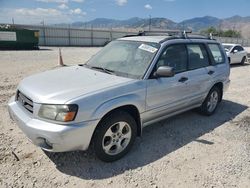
[199,87,221,116]
[93,111,137,162]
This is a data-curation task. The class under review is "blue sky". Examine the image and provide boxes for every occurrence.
[0,0,250,24]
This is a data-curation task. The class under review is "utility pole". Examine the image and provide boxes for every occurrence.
[149,15,151,31]
[42,19,46,46]
[68,24,71,46]
[12,18,15,26]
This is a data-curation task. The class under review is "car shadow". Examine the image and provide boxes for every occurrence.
[230,62,250,68]
[44,100,247,180]
[0,47,52,51]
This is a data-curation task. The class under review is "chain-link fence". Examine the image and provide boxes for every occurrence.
[215,37,250,47]
[2,23,250,47]
[10,24,137,46]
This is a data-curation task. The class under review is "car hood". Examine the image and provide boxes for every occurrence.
[18,66,133,104]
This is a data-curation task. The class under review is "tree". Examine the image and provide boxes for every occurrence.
[201,27,241,38]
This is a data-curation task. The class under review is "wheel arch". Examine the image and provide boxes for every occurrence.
[212,82,223,102]
[98,105,142,136]
[90,104,142,148]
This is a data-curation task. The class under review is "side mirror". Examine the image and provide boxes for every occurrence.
[154,66,175,78]
[233,49,238,53]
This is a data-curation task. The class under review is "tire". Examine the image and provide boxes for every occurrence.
[93,110,137,162]
[240,56,246,65]
[199,86,221,116]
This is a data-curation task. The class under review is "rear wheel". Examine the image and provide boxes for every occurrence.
[93,110,137,162]
[199,86,221,116]
[240,56,246,65]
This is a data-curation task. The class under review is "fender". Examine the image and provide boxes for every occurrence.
[91,93,145,122]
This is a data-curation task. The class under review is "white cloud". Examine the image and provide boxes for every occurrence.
[0,7,88,24]
[0,8,72,24]
[58,3,69,9]
[71,0,84,2]
[72,8,81,14]
[164,0,175,2]
[115,0,127,6]
[36,0,69,3]
[70,8,87,16]
[16,8,62,17]
[144,4,152,10]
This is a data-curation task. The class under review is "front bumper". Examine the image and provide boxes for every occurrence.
[8,96,99,152]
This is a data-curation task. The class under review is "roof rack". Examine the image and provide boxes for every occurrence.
[123,30,184,38]
[139,30,183,36]
[123,30,216,42]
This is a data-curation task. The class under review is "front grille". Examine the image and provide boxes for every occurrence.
[16,91,34,113]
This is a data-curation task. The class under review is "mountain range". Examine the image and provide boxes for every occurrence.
[56,15,250,38]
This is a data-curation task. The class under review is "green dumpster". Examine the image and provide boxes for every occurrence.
[0,26,39,49]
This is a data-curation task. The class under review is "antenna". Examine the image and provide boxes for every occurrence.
[183,30,187,38]
[209,33,213,40]
[182,30,192,38]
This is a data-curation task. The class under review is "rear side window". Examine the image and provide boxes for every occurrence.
[156,44,188,73]
[238,46,244,51]
[234,46,244,52]
[208,44,225,64]
[187,44,209,70]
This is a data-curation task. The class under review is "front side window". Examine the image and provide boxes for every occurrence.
[156,44,188,74]
[187,44,209,70]
[208,44,225,64]
[86,40,160,79]
[223,45,233,52]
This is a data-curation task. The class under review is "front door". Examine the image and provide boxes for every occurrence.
[230,46,243,63]
[144,44,191,125]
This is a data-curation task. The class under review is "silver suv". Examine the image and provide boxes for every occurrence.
[8,31,230,162]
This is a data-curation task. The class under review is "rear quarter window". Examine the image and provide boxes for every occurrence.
[208,44,225,64]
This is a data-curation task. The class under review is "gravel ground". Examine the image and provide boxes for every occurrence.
[0,47,249,188]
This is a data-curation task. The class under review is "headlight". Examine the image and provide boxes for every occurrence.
[38,104,78,122]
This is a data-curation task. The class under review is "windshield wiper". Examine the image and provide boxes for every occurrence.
[89,66,115,75]
[78,64,115,75]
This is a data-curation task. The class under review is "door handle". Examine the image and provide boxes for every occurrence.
[178,77,188,83]
[208,70,215,75]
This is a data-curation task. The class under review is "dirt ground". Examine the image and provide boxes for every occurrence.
[0,47,249,188]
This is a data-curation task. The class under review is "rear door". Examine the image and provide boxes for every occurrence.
[206,43,229,88]
[185,43,212,104]
[236,46,246,62]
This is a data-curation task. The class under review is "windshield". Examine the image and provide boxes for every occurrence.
[85,40,160,79]
[223,45,233,52]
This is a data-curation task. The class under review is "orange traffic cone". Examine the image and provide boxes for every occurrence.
[58,48,65,66]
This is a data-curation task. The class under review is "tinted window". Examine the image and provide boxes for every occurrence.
[187,44,209,70]
[234,46,244,52]
[156,44,188,73]
[208,44,225,64]
[232,46,244,52]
